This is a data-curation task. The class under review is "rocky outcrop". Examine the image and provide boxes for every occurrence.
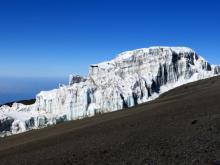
[0,46,219,137]
[69,74,86,85]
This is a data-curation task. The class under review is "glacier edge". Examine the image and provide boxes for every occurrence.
[0,46,220,137]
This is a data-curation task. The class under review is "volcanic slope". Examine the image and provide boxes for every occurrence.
[0,76,220,165]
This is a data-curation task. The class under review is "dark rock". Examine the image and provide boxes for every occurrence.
[69,74,86,85]
[213,160,220,165]
[191,120,198,125]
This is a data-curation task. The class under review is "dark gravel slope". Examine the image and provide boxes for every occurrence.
[0,76,220,165]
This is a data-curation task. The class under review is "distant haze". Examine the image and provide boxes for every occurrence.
[0,77,67,104]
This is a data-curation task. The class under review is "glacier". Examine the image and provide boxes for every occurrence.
[0,46,220,137]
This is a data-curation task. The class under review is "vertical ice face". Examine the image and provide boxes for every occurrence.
[0,46,219,137]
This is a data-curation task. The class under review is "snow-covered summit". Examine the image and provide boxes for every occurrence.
[115,46,193,60]
[0,46,219,137]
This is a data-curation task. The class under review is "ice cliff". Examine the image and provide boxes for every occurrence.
[0,46,219,137]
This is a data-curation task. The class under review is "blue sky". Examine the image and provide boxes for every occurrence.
[0,77,67,104]
[0,0,219,103]
[0,0,219,78]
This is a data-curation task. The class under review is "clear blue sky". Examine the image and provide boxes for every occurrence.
[0,0,219,78]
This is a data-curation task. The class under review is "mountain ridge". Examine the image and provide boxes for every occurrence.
[0,46,219,137]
